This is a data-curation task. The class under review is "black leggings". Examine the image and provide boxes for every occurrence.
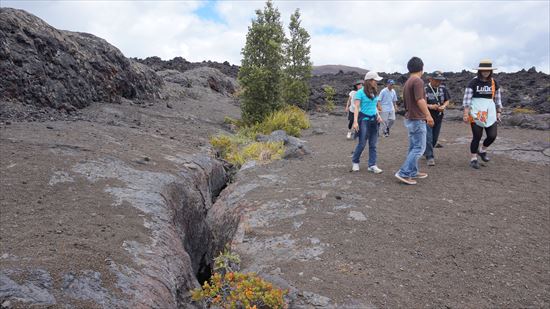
[470,123,497,154]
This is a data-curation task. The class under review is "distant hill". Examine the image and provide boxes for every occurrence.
[312,65,368,76]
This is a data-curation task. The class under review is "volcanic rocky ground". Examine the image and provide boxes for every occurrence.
[1,7,550,309]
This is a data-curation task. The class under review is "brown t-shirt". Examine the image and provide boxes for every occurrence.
[403,76,426,120]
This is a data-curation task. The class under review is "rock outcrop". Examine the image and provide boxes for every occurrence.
[136,56,240,79]
[309,69,550,113]
[158,67,237,96]
[0,8,163,110]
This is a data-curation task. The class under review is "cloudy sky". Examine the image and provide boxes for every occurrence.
[3,0,549,73]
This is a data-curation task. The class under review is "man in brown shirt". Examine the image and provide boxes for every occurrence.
[395,57,434,185]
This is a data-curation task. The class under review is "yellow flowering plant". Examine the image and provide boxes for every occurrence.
[191,251,287,308]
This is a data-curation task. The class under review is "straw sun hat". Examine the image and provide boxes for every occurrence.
[475,59,497,70]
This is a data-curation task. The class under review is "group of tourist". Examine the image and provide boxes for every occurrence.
[346,57,502,185]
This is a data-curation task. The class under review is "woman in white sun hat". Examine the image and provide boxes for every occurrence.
[351,71,384,174]
[462,59,503,169]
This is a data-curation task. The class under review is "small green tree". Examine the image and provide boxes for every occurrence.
[283,9,312,110]
[238,0,285,124]
[323,85,336,112]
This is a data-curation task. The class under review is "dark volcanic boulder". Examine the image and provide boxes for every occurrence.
[0,8,163,109]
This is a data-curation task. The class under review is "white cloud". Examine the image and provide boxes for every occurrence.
[2,0,549,72]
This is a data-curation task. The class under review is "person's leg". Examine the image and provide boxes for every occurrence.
[482,123,497,148]
[470,123,484,155]
[469,123,484,168]
[432,114,443,147]
[478,123,497,162]
[386,110,396,134]
[380,112,389,134]
[412,121,427,176]
[367,120,379,167]
[348,112,354,130]
[347,112,354,139]
[424,124,434,159]
[398,120,426,177]
[352,118,368,164]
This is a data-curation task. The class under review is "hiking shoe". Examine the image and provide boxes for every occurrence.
[394,173,417,185]
[478,151,491,162]
[435,143,443,148]
[346,131,352,139]
[413,172,428,179]
[470,159,480,169]
[368,165,383,174]
[351,163,360,172]
[427,158,435,166]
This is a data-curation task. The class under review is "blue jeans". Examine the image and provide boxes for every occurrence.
[424,114,443,159]
[397,119,427,177]
[352,117,378,166]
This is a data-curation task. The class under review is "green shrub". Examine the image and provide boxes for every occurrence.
[242,142,285,162]
[210,135,234,158]
[256,105,310,137]
[224,116,245,127]
[191,251,287,309]
[214,249,241,276]
[210,134,284,168]
[211,105,308,167]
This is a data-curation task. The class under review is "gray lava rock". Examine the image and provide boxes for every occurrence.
[0,269,56,305]
[0,8,163,111]
[284,136,311,159]
[157,67,236,96]
[301,291,331,307]
[62,271,119,306]
[256,130,310,159]
[312,128,325,135]
[136,56,240,79]
[157,69,192,87]
[501,113,550,130]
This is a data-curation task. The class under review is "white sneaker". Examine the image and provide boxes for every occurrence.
[368,165,383,174]
[351,163,360,172]
[346,131,352,139]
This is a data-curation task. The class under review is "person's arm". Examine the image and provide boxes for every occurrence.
[414,81,433,127]
[494,87,503,122]
[439,88,451,111]
[352,99,361,131]
[418,98,434,127]
[345,95,351,112]
[392,90,398,111]
[462,87,473,123]
[438,100,450,112]
[377,90,384,111]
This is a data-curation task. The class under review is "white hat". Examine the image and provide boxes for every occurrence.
[364,71,383,81]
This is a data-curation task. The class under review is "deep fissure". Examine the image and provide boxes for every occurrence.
[175,161,237,293]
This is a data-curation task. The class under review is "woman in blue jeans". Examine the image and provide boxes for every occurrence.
[351,71,384,173]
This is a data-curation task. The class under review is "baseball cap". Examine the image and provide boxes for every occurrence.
[429,71,447,81]
[364,71,383,81]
